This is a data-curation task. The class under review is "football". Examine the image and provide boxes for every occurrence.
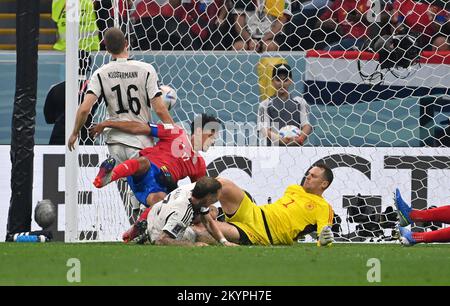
[160,85,177,111]
[34,199,57,229]
[279,125,301,138]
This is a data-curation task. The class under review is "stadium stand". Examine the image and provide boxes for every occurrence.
[0,0,56,50]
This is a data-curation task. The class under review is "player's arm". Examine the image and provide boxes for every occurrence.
[295,97,313,145]
[295,124,312,145]
[200,212,238,247]
[90,120,151,138]
[144,63,174,124]
[189,165,206,183]
[257,100,281,143]
[68,93,98,151]
[156,207,208,246]
[151,95,174,124]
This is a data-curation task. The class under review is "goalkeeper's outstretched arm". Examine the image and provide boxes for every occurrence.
[317,205,335,246]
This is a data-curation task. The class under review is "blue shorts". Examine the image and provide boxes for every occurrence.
[127,162,167,206]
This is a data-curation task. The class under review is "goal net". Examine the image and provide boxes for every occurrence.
[65,0,450,243]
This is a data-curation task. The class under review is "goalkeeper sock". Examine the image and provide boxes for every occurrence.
[412,227,450,243]
[410,206,450,223]
[111,159,140,182]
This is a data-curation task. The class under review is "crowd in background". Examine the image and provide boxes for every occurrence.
[84,0,450,52]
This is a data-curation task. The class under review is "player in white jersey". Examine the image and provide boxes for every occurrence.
[67,28,174,220]
[68,27,173,159]
[145,176,238,247]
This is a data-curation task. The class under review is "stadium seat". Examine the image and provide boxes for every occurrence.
[0,0,56,50]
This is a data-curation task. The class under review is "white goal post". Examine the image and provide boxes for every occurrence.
[65,0,450,243]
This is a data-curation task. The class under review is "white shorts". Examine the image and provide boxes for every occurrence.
[107,143,141,163]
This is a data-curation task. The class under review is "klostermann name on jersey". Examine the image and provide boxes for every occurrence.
[87,58,161,149]
[107,71,138,79]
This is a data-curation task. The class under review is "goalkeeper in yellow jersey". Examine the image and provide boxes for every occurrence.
[208,164,335,246]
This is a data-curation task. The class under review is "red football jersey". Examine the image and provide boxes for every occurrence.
[394,0,449,36]
[320,0,370,39]
[139,124,206,182]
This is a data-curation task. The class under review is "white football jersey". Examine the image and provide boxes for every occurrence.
[146,183,209,243]
[87,58,161,149]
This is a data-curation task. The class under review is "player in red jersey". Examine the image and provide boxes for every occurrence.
[90,113,220,206]
[90,113,221,242]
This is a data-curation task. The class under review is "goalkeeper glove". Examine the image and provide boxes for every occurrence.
[319,226,334,246]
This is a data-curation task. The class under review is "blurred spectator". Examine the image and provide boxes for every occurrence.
[298,0,332,17]
[288,0,333,50]
[131,0,232,50]
[258,63,312,146]
[232,0,292,52]
[207,0,237,50]
[95,0,134,50]
[316,0,372,51]
[177,0,233,50]
[132,0,192,50]
[44,52,97,145]
[52,0,100,51]
[391,0,450,51]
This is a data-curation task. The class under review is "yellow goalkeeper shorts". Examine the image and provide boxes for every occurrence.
[225,194,272,246]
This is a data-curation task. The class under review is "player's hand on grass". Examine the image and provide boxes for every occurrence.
[89,123,105,139]
[194,242,209,247]
[68,133,78,151]
[319,226,334,246]
[223,241,239,247]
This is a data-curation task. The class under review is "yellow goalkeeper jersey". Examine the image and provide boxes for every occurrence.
[260,185,334,245]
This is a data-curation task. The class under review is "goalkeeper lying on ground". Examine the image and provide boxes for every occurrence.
[194,164,335,246]
[132,164,335,246]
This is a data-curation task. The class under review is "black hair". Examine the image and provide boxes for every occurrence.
[190,113,222,134]
[192,176,222,199]
[272,63,292,79]
[104,28,126,55]
[314,163,334,187]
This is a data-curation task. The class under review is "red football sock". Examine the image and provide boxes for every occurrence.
[137,207,151,222]
[410,206,450,223]
[111,159,140,182]
[412,227,450,243]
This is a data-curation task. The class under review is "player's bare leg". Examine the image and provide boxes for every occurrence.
[191,224,217,244]
[192,221,241,244]
[146,191,167,207]
[216,177,246,216]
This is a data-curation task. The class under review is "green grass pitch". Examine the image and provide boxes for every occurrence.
[1,242,450,285]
